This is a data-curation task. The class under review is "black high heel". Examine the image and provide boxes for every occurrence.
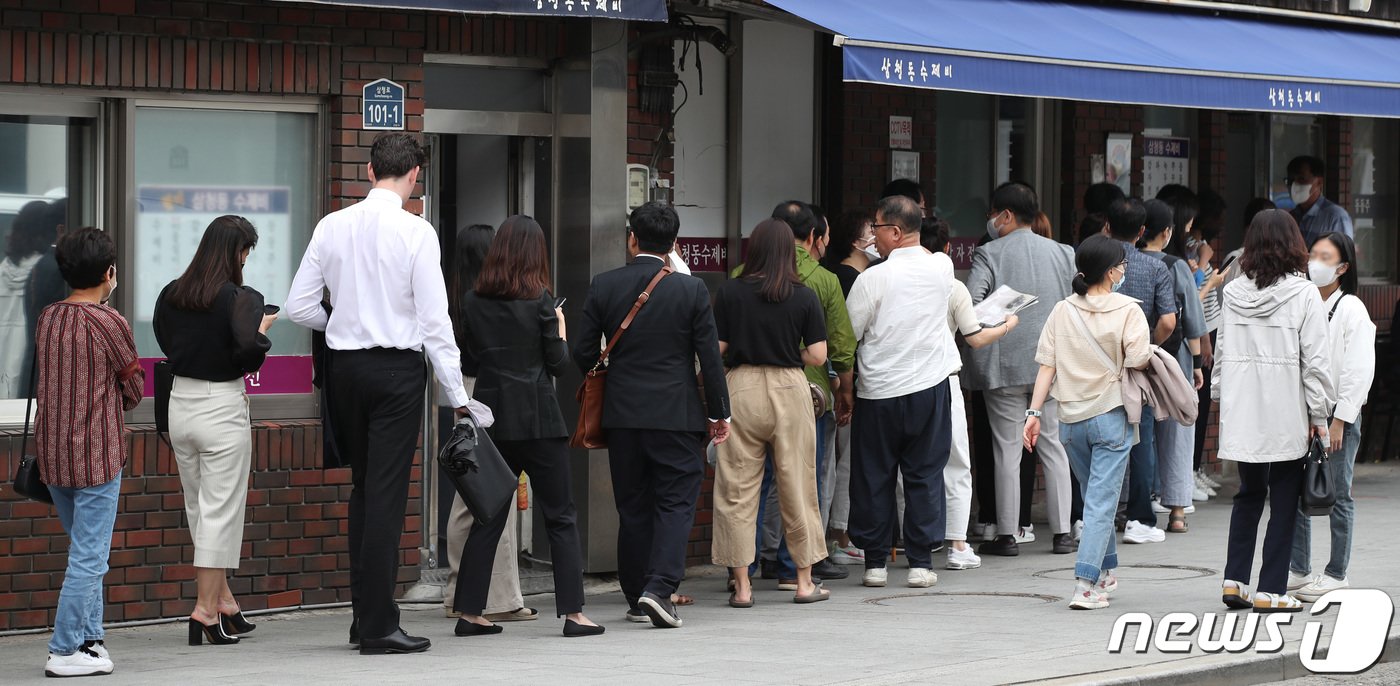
[221,611,256,635]
[189,617,241,646]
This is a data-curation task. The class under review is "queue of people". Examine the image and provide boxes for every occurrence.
[25,134,1377,678]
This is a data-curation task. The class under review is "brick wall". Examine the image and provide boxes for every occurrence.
[0,422,428,632]
[837,83,937,214]
[1059,101,1145,231]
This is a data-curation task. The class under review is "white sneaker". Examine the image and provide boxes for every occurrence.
[946,546,981,570]
[1072,520,1084,543]
[1096,572,1118,595]
[1151,499,1170,514]
[1123,520,1165,544]
[1183,503,1196,514]
[1287,571,1316,591]
[862,568,888,587]
[45,647,113,678]
[82,641,109,660]
[1199,470,1223,489]
[1296,575,1348,602]
[1192,484,1210,501]
[971,522,997,542]
[1014,525,1036,544]
[829,544,865,565]
[1069,586,1110,610]
[907,568,938,588]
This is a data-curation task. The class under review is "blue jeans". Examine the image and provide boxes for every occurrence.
[1063,408,1132,583]
[1125,408,1158,526]
[753,412,831,577]
[47,474,121,656]
[1291,418,1361,580]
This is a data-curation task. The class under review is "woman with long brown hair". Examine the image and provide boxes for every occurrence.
[153,215,275,645]
[712,218,830,607]
[1214,209,1333,613]
[451,215,602,638]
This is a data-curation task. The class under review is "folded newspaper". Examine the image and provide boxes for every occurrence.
[974,285,1038,328]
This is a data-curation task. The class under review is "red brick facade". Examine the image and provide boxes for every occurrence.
[838,83,938,213]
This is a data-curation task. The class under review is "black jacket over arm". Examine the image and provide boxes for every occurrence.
[462,290,570,441]
[572,257,729,433]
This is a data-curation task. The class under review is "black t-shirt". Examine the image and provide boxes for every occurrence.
[831,263,861,298]
[714,277,826,368]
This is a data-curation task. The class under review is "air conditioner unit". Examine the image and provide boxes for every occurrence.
[1350,0,1373,12]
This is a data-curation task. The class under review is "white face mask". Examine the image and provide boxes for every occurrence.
[1308,259,1340,287]
[863,245,882,260]
[1291,182,1315,206]
[986,214,1003,241]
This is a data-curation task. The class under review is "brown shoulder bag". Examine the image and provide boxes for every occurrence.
[570,267,673,449]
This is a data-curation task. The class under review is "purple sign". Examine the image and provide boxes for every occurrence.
[140,355,314,397]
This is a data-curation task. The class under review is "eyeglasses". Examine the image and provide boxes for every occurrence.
[871,223,901,232]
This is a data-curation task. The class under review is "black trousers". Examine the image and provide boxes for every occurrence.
[1225,458,1305,594]
[1193,332,1217,471]
[454,437,584,617]
[607,428,706,609]
[850,381,951,570]
[332,348,425,641]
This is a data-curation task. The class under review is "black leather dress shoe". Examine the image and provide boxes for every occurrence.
[977,535,1020,557]
[638,592,682,628]
[563,619,606,637]
[1052,533,1077,554]
[348,618,359,647]
[359,628,431,655]
[811,558,849,580]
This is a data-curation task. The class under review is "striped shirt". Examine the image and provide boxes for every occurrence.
[35,302,144,488]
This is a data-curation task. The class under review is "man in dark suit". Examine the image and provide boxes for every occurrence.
[573,202,730,629]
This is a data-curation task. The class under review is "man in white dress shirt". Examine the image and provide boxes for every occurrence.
[845,194,959,590]
[286,133,477,655]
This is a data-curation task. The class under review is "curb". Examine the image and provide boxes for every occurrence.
[1021,630,1400,685]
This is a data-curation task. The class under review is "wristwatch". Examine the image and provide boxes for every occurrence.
[1025,409,1043,418]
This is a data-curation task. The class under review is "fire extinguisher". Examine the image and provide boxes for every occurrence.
[517,474,529,510]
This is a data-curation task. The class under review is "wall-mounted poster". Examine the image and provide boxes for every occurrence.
[891,150,920,182]
[1142,136,1191,199]
[1106,133,1133,195]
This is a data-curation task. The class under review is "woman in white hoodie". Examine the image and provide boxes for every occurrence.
[1213,210,1334,613]
[1288,232,1375,603]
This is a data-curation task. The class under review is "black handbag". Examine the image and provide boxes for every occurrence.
[1301,435,1335,517]
[12,346,52,504]
[437,416,517,525]
[153,360,174,440]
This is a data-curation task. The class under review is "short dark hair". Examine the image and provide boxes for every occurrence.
[475,215,551,300]
[1242,197,1276,230]
[1084,182,1126,215]
[809,204,828,239]
[166,215,260,311]
[628,201,680,253]
[990,182,1038,227]
[1106,197,1147,242]
[1142,199,1174,245]
[1077,212,1108,245]
[55,227,116,290]
[771,201,818,241]
[1240,209,1307,289]
[1073,234,1127,297]
[876,195,922,234]
[1155,184,1197,257]
[821,209,872,268]
[1315,232,1360,296]
[919,217,950,254]
[1196,188,1227,243]
[881,179,924,206]
[370,133,427,180]
[1287,155,1326,180]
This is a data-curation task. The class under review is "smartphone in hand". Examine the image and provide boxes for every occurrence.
[554,297,567,309]
[264,304,281,315]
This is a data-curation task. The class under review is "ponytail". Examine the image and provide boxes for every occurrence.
[1072,272,1090,297]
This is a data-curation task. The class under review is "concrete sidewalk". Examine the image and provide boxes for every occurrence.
[3,463,1398,685]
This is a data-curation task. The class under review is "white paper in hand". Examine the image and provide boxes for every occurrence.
[974,285,1038,328]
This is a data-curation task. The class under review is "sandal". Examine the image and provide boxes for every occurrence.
[728,593,754,609]
[793,587,831,604]
[671,594,694,606]
[1252,591,1304,613]
[1167,514,1189,534]
[1222,580,1252,610]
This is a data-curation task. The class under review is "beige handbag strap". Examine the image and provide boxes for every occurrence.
[1066,304,1120,380]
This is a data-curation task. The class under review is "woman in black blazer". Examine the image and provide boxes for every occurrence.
[451,215,602,638]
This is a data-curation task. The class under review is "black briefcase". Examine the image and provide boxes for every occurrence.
[437,417,517,525]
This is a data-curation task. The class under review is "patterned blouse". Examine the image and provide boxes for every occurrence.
[34,302,144,489]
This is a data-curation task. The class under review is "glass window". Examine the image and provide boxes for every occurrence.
[935,92,992,238]
[1269,114,1321,208]
[1351,117,1397,282]
[0,114,96,403]
[132,106,317,385]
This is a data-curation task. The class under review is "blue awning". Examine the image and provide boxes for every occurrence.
[766,0,1400,118]
[273,0,665,22]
